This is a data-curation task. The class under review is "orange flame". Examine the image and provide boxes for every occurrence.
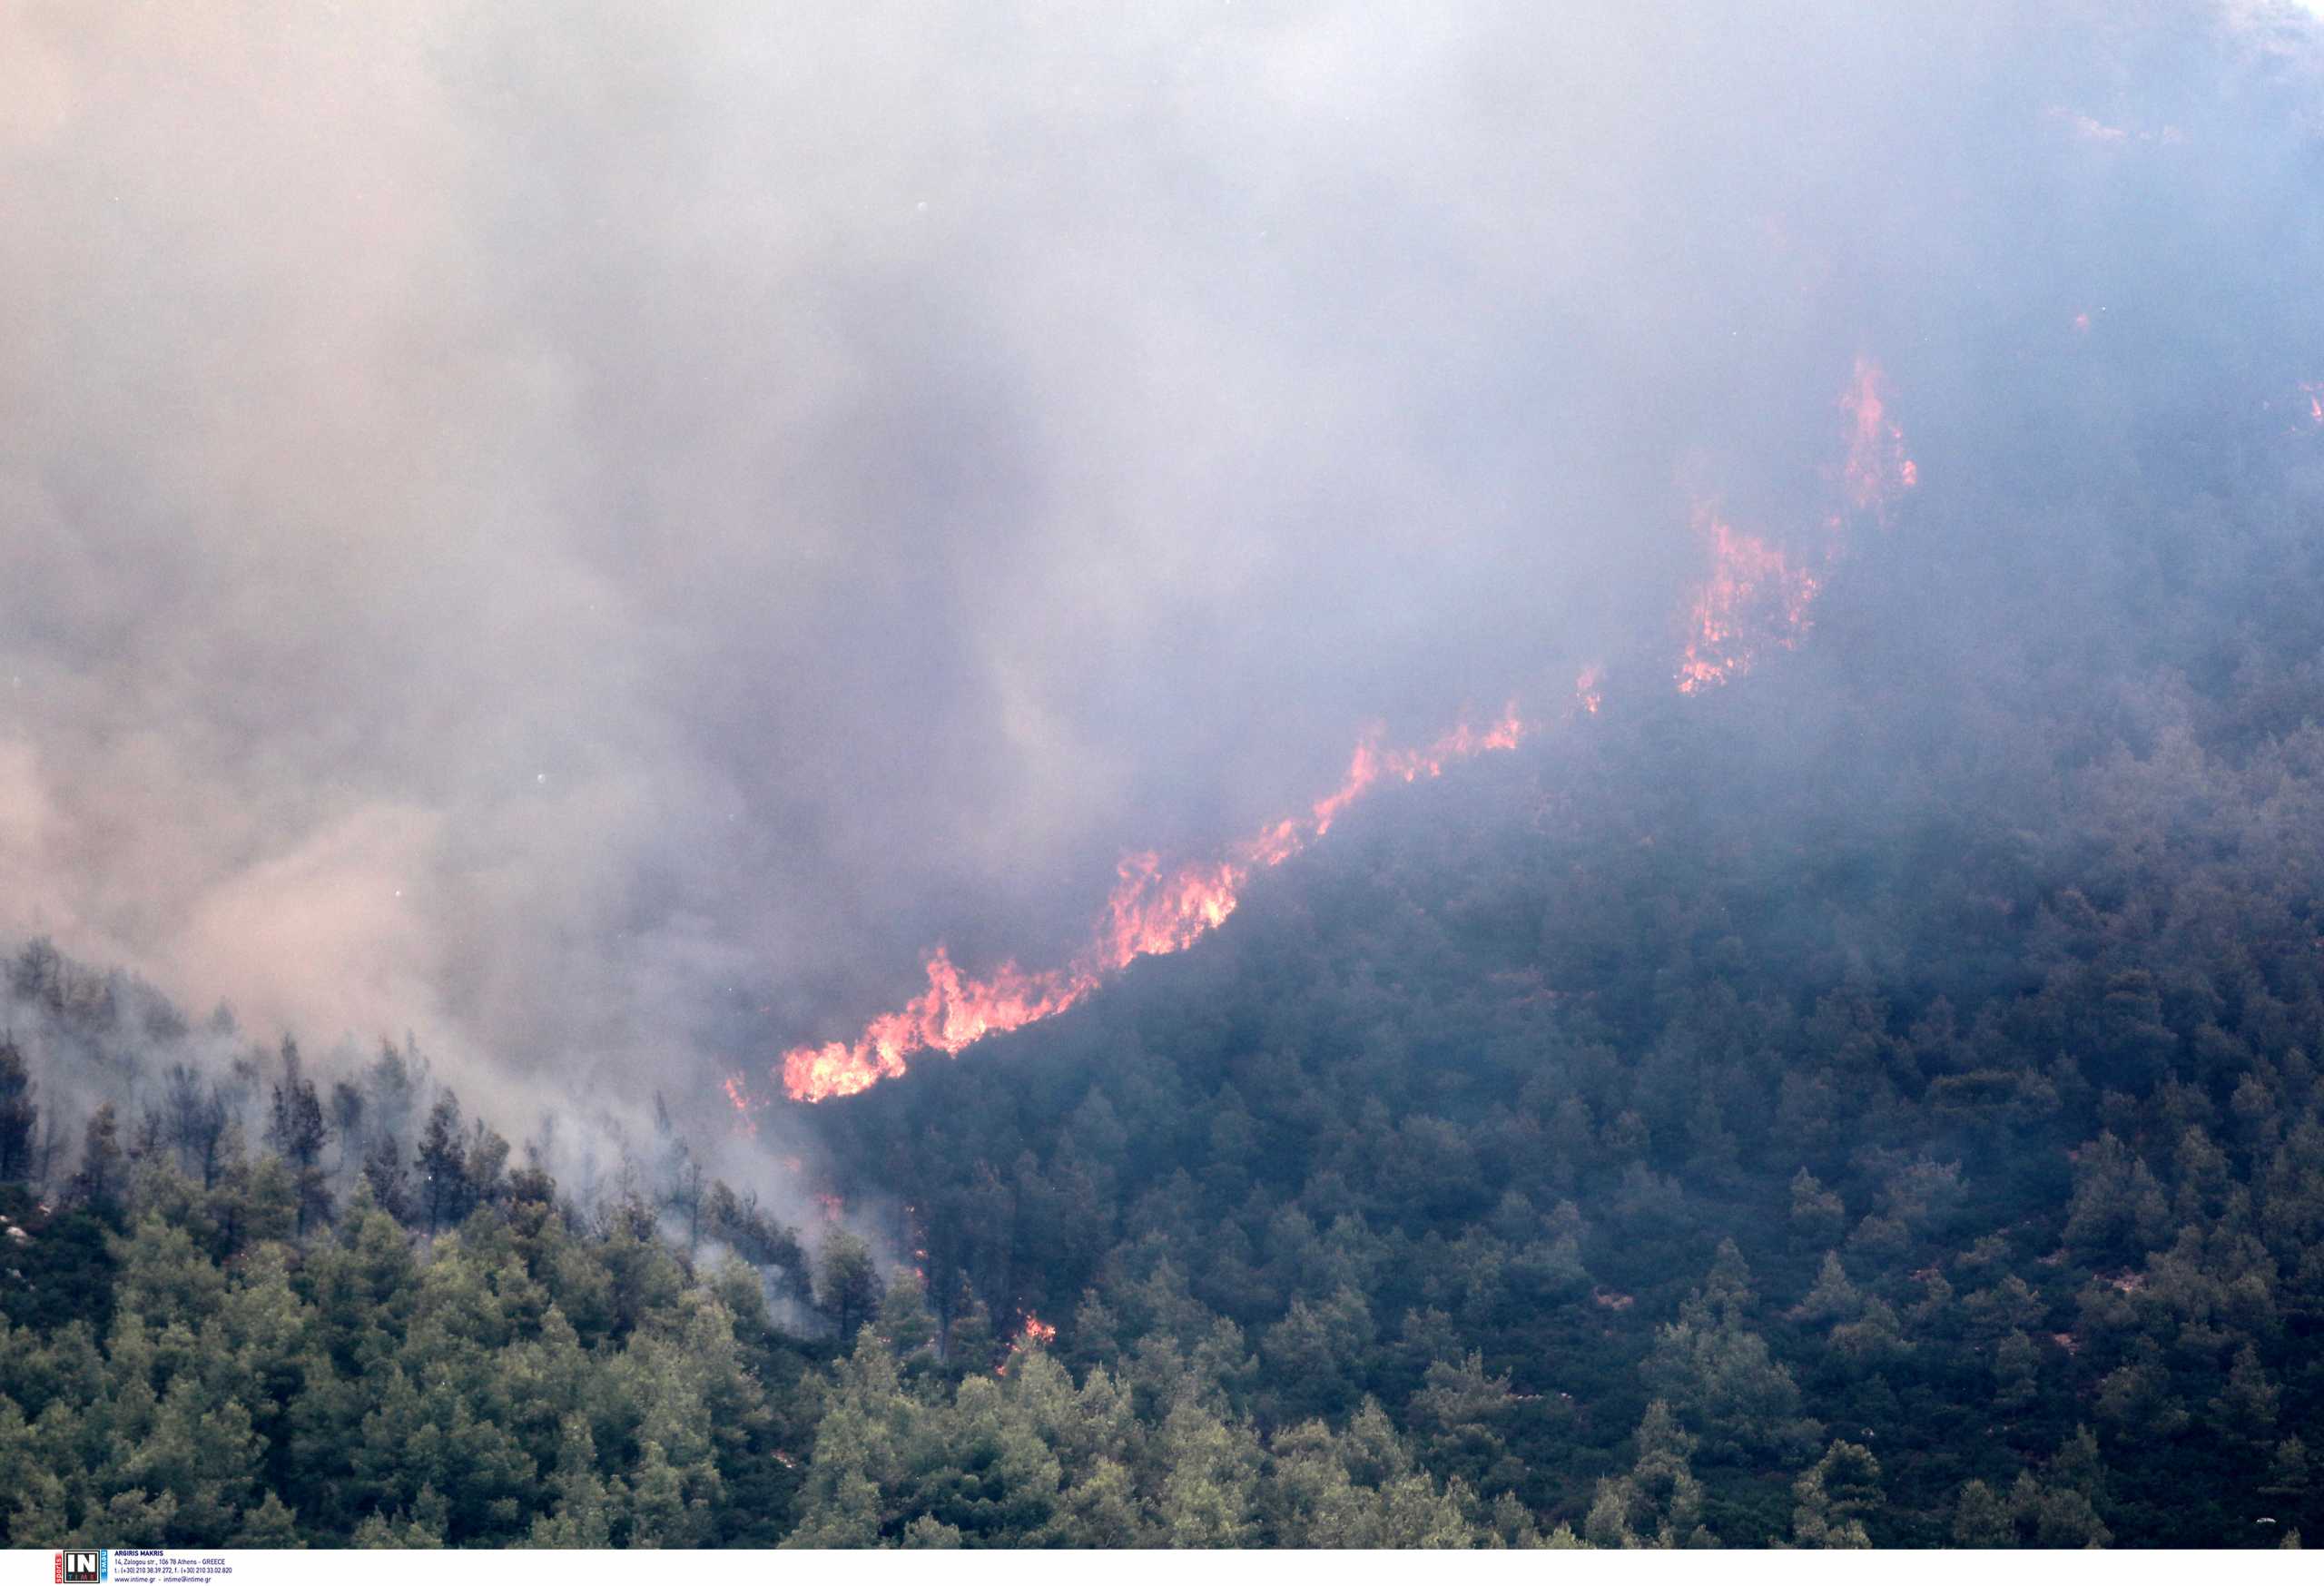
[1675,511,1822,694]
[1677,358,1915,694]
[2303,382,2323,428]
[779,705,1527,1101]
[997,1312,1059,1375]
[1306,739,1379,840]
[773,359,1915,1105]
[1295,704,1525,841]
[781,948,1097,1102]
[1101,852,1246,968]
[1840,356,1918,514]
[1382,703,1525,783]
[722,1074,761,1135]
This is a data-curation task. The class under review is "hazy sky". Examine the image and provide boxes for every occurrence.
[3,1,2319,1118]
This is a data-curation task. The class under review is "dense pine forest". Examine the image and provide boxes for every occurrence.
[5,361,2324,1548]
[9,0,2324,1553]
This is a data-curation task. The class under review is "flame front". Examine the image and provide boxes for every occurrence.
[781,948,1099,1102]
[1674,511,1822,694]
[778,704,1529,1102]
[1102,852,1246,968]
[1678,356,1915,694]
[1840,356,1918,513]
[1295,703,1522,843]
[997,1312,1059,1375]
[766,359,1912,1106]
[722,1075,760,1135]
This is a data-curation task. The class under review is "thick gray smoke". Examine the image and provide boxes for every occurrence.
[3,1,2320,1123]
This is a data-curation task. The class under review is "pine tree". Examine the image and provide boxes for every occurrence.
[162,1062,229,1187]
[876,1268,939,1367]
[1585,1401,1715,1548]
[943,1278,998,1373]
[0,1036,36,1183]
[70,1101,126,1209]
[1952,1479,2016,1547]
[814,1230,884,1340]
[415,1094,468,1233]
[266,1038,330,1234]
[1787,1441,1882,1548]
[360,1134,411,1225]
[1157,1394,1261,1547]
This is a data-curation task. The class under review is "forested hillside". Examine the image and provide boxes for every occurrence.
[14,0,2324,1554]
[797,398,2324,1547]
[5,370,2323,1547]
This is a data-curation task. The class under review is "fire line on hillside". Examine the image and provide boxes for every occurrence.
[743,359,1915,1110]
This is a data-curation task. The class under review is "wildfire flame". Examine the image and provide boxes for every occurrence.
[721,1075,760,1135]
[777,704,1527,1102]
[760,359,1915,1108]
[1103,852,1245,968]
[1678,357,1915,694]
[997,1313,1059,1375]
[1674,511,1822,694]
[781,949,1097,1103]
[1840,355,1918,513]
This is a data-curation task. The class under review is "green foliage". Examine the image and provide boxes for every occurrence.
[9,366,2324,1546]
[1586,1402,1714,1548]
[814,1231,884,1341]
[0,1037,36,1184]
[1786,1441,1883,1548]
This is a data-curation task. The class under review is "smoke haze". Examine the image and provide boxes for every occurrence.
[4,1,2321,1116]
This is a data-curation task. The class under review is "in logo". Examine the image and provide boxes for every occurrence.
[58,1551,107,1584]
